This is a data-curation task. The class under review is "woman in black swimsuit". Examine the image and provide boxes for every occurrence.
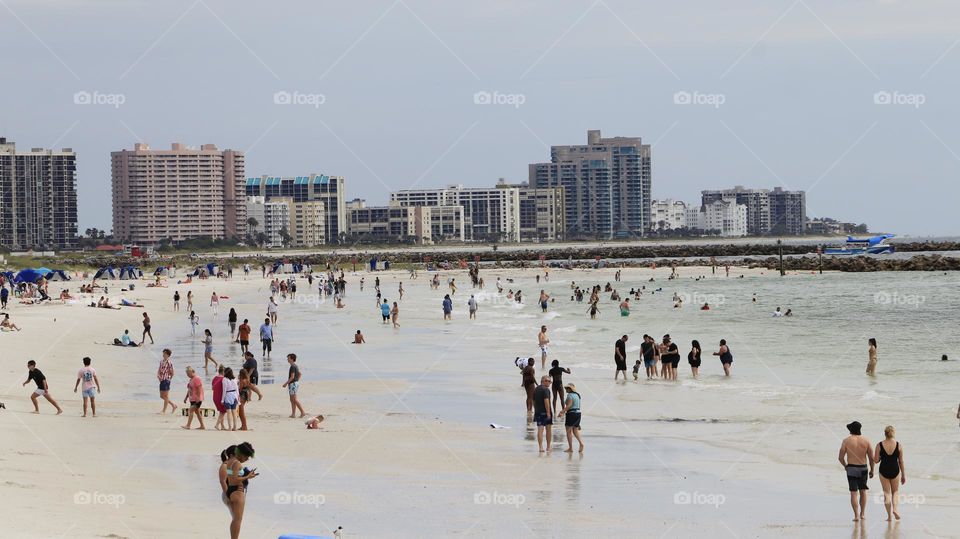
[873,425,906,521]
[548,360,571,415]
[225,442,257,539]
[687,340,702,378]
[713,339,733,377]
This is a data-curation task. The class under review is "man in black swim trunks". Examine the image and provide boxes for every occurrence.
[838,420,874,521]
[614,335,628,380]
[533,376,552,452]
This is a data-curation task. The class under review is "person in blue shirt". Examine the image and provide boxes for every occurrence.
[442,294,453,320]
[259,318,274,359]
[0,286,8,309]
[380,299,390,323]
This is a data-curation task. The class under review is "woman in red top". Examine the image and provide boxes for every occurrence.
[213,365,226,430]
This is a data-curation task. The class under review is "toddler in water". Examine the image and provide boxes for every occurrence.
[633,360,642,380]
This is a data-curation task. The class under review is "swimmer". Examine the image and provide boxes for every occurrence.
[538,326,550,369]
[866,338,878,376]
[713,339,733,376]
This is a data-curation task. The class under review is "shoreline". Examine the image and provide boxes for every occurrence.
[0,265,957,538]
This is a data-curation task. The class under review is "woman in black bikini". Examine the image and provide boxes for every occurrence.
[873,425,906,521]
[224,442,258,539]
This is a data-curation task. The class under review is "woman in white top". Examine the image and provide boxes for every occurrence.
[221,367,239,431]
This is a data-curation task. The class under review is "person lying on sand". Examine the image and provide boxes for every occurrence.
[120,299,144,307]
[305,415,325,429]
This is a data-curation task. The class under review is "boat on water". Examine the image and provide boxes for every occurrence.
[823,234,895,255]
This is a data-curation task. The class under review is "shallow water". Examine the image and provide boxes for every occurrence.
[146,268,960,537]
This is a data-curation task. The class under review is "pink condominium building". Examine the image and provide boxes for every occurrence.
[111,143,245,244]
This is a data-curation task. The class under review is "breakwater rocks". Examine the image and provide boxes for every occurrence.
[58,242,960,272]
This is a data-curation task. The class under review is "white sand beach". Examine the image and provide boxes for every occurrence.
[0,265,958,538]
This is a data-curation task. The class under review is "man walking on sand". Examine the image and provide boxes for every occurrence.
[23,360,62,414]
[838,420,874,521]
[538,325,550,369]
[533,375,552,452]
[282,353,306,418]
[73,356,101,417]
[181,367,205,430]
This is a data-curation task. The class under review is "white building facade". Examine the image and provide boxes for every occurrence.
[686,200,748,237]
[390,185,519,242]
[650,199,688,232]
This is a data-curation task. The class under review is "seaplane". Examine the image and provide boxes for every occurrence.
[823,234,895,255]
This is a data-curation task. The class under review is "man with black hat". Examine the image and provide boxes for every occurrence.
[838,420,874,521]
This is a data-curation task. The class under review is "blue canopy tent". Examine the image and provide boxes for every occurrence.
[1,271,16,282]
[44,270,71,281]
[14,269,47,283]
[94,266,118,280]
[118,266,141,279]
[271,261,303,274]
[154,266,170,277]
[192,263,218,277]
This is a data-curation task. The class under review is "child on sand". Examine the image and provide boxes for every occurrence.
[633,360,642,381]
[73,356,101,417]
[305,414,325,429]
[23,360,62,414]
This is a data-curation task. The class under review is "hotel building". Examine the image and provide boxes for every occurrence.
[111,143,245,244]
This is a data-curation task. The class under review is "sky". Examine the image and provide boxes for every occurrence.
[1,0,958,236]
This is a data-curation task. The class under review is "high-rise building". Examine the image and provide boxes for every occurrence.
[245,196,290,248]
[701,186,806,236]
[111,143,245,244]
[495,178,565,241]
[529,129,651,239]
[390,185,519,242]
[701,186,771,236]
[0,137,78,249]
[650,199,688,232]
[348,205,433,243]
[245,174,346,244]
[246,196,326,247]
[288,199,326,247]
[768,187,806,236]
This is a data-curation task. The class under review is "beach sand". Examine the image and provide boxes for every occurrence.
[0,265,957,538]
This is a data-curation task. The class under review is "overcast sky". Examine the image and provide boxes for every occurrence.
[2,0,957,236]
